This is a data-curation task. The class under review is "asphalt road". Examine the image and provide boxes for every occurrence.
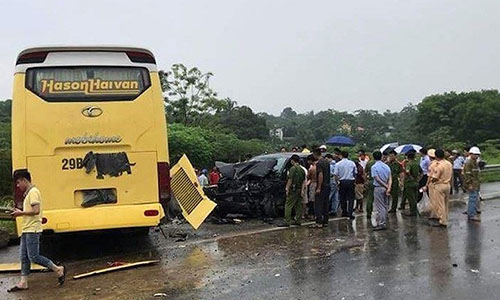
[1,183,500,300]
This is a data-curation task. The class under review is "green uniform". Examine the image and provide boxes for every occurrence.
[365,160,375,217]
[388,160,402,212]
[463,159,480,191]
[284,164,306,225]
[402,159,419,214]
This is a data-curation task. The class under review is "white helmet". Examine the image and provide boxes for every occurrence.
[469,146,481,155]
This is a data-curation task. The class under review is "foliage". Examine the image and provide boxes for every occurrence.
[160,64,268,140]
[479,139,500,165]
[416,90,500,146]
[159,64,219,125]
[168,123,272,169]
[481,170,500,183]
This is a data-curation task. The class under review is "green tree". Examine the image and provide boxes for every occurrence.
[416,90,500,145]
[159,64,220,125]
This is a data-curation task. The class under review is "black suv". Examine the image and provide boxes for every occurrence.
[204,152,309,218]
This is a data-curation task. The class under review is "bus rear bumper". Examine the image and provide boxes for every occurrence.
[17,203,165,235]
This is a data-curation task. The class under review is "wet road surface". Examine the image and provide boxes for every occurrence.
[1,184,500,300]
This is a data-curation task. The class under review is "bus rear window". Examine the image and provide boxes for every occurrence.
[25,66,151,102]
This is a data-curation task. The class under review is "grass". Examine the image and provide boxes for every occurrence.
[0,220,15,235]
[0,195,16,235]
[481,170,500,183]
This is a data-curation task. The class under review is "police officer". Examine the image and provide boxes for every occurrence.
[387,150,403,213]
[278,154,306,227]
[401,150,419,216]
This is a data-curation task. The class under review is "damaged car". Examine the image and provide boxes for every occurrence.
[204,152,309,218]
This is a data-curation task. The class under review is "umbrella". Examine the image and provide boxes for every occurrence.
[380,142,399,153]
[395,144,422,154]
[325,135,355,146]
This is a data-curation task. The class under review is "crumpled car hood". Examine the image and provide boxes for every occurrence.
[215,160,277,181]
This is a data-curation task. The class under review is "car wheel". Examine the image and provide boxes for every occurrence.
[214,206,228,218]
[263,195,277,218]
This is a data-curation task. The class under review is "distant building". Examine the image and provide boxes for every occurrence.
[340,122,352,134]
[269,128,284,141]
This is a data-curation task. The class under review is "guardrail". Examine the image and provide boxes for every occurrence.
[483,164,500,172]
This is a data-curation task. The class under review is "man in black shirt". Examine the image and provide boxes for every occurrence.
[311,148,331,228]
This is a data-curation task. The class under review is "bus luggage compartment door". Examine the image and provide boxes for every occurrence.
[170,155,216,230]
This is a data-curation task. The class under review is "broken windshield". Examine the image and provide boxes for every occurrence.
[250,154,288,174]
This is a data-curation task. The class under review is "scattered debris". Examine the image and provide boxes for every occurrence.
[470,269,480,273]
[107,262,126,267]
[169,232,188,242]
[73,260,159,280]
[212,218,237,225]
[378,282,385,287]
[95,288,101,292]
[233,218,243,223]
[275,273,281,277]
[153,293,167,297]
[334,238,345,243]
[0,263,48,273]
[452,264,458,267]
[262,218,274,224]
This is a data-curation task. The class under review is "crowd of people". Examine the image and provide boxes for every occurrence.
[279,145,483,230]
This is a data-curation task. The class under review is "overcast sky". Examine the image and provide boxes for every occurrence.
[1,0,499,115]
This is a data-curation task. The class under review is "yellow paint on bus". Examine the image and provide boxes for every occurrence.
[12,47,172,234]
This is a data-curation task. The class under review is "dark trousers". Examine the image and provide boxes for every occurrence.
[418,174,428,202]
[314,185,330,224]
[339,180,355,217]
[453,169,465,192]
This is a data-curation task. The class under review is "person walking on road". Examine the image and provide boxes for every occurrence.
[278,155,306,227]
[8,170,66,293]
[464,147,482,222]
[333,151,357,219]
[401,151,420,216]
[371,151,392,230]
[310,148,331,228]
[426,149,453,227]
[452,150,467,193]
[387,150,403,213]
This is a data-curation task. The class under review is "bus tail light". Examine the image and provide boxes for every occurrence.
[144,210,159,217]
[126,51,156,64]
[16,51,49,64]
[157,162,171,203]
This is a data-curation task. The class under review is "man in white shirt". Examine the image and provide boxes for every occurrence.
[198,169,209,187]
[333,151,357,219]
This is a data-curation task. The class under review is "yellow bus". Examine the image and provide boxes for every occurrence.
[12,46,214,235]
